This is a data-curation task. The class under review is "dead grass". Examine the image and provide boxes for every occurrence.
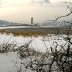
[0,29,48,37]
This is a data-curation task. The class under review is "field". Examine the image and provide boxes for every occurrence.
[0,27,72,36]
[0,26,72,72]
[0,32,71,72]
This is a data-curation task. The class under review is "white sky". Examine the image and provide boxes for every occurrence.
[0,0,72,23]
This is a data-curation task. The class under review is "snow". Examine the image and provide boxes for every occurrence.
[0,33,71,72]
[0,52,18,72]
[0,33,68,52]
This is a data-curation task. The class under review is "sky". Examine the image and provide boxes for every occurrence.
[0,0,72,24]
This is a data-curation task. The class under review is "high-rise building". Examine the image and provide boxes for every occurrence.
[31,17,33,24]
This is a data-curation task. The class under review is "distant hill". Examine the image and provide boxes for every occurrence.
[37,20,72,28]
[0,20,33,27]
[0,20,22,27]
[0,20,72,28]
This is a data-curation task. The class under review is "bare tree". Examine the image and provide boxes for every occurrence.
[17,2,72,72]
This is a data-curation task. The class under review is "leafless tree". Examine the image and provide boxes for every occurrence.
[17,2,72,72]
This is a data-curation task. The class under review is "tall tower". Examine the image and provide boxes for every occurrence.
[31,17,33,24]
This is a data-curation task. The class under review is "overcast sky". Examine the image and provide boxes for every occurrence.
[0,0,72,23]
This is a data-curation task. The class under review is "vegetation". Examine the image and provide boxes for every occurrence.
[0,1,72,72]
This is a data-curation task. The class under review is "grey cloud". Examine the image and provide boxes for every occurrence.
[44,0,50,3]
[32,0,50,4]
